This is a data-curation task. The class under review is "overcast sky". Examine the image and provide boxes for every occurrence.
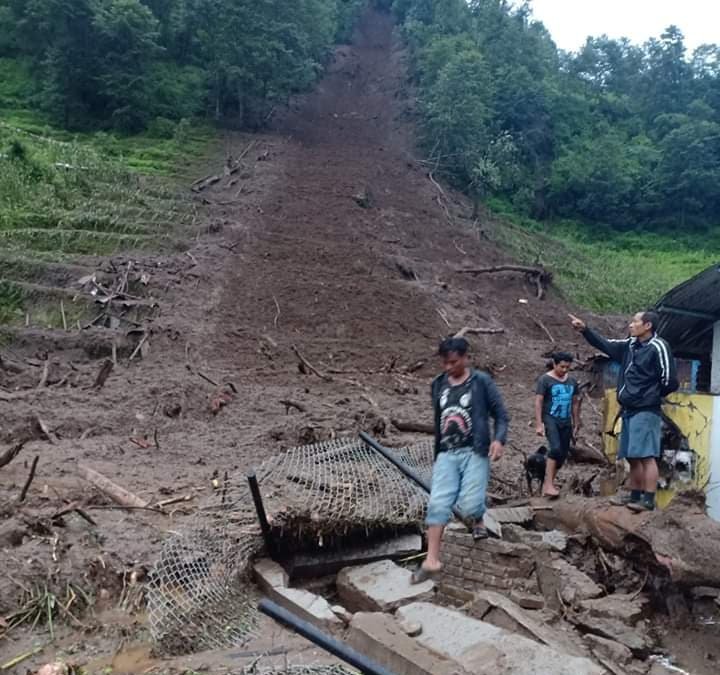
[528,0,720,54]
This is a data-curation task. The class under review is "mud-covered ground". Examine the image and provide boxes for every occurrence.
[2,8,716,675]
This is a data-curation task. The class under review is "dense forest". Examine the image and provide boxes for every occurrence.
[0,0,363,131]
[387,0,720,231]
[1,0,720,232]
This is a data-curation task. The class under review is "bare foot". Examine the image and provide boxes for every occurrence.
[542,484,560,497]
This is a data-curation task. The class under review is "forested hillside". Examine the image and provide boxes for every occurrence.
[388,0,720,232]
[0,0,364,131]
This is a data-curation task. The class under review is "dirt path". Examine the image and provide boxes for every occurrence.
[0,7,626,672]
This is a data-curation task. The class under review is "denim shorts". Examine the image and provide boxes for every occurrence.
[619,411,661,460]
[425,446,490,526]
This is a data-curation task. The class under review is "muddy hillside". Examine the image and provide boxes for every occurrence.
[1,7,718,675]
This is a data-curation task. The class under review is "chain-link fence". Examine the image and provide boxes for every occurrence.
[147,437,435,653]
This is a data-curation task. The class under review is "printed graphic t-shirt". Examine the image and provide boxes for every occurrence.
[535,374,578,420]
[439,379,473,451]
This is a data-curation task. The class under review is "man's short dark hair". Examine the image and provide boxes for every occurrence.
[641,310,659,333]
[438,336,469,357]
[551,351,574,364]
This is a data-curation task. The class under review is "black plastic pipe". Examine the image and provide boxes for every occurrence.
[247,471,276,558]
[359,432,465,522]
[258,598,397,675]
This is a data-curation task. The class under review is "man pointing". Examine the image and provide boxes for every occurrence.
[570,311,678,511]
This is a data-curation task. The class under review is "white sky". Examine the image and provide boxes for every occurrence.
[528,0,720,54]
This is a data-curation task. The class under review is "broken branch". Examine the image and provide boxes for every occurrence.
[291,345,333,382]
[455,326,505,338]
[0,441,25,469]
[391,419,434,434]
[92,359,114,389]
[78,464,149,509]
[18,455,39,502]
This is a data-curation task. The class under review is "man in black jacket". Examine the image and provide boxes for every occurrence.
[411,336,509,584]
[570,311,678,511]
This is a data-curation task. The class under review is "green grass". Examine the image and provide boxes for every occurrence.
[0,57,218,326]
[485,198,720,313]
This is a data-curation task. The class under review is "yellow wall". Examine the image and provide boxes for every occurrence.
[602,390,714,508]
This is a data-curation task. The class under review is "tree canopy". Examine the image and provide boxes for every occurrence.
[0,0,364,131]
[392,0,720,231]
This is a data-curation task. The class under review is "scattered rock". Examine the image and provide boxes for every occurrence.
[398,617,423,637]
[584,634,633,665]
[36,664,69,675]
[570,613,652,656]
[579,593,646,625]
[337,560,434,612]
[331,604,353,625]
[469,590,585,657]
[510,590,545,610]
[535,557,603,608]
[397,602,605,674]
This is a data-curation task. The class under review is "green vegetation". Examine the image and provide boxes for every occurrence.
[387,0,720,234]
[486,200,718,312]
[0,0,365,131]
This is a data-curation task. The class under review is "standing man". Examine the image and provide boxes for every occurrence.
[412,336,509,584]
[534,352,581,497]
[570,311,678,511]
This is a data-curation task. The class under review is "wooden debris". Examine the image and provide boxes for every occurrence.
[37,359,50,389]
[18,455,39,502]
[191,174,221,192]
[280,399,307,413]
[0,441,25,469]
[33,416,57,444]
[292,345,333,382]
[391,419,434,434]
[455,326,505,337]
[92,359,114,389]
[456,264,553,299]
[129,332,149,361]
[51,501,97,526]
[78,464,149,509]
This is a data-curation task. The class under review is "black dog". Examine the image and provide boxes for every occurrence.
[524,446,547,495]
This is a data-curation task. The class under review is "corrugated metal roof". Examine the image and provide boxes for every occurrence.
[655,263,720,355]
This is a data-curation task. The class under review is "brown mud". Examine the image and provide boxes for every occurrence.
[1,7,716,675]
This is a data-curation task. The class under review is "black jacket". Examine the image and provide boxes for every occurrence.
[432,369,509,458]
[582,326,679,413]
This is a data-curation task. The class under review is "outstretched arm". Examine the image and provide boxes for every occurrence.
[569,314,629,363]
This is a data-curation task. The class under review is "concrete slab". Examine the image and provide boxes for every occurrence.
[270,587,342,630]
[253,558,289,594]
[579,593,646,625]
[585,634,633,664]
[469,590,586,657]
[348,612,468,675]
[571,613,652,656]
[287,534,422,578]
[337,560,434,612]
[396,602,605,675]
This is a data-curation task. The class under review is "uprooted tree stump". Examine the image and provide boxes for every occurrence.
[533,495,720,587]
[456,264,553,299]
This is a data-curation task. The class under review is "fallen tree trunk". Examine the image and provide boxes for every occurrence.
[391,419,434,434]
[533,495,720,587]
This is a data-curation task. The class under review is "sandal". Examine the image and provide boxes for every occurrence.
[472,524,489,540]
[411,565,441,585]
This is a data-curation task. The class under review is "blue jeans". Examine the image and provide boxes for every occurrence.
[426,447,490,526]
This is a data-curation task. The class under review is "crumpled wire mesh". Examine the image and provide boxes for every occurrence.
[147,437,434,653]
